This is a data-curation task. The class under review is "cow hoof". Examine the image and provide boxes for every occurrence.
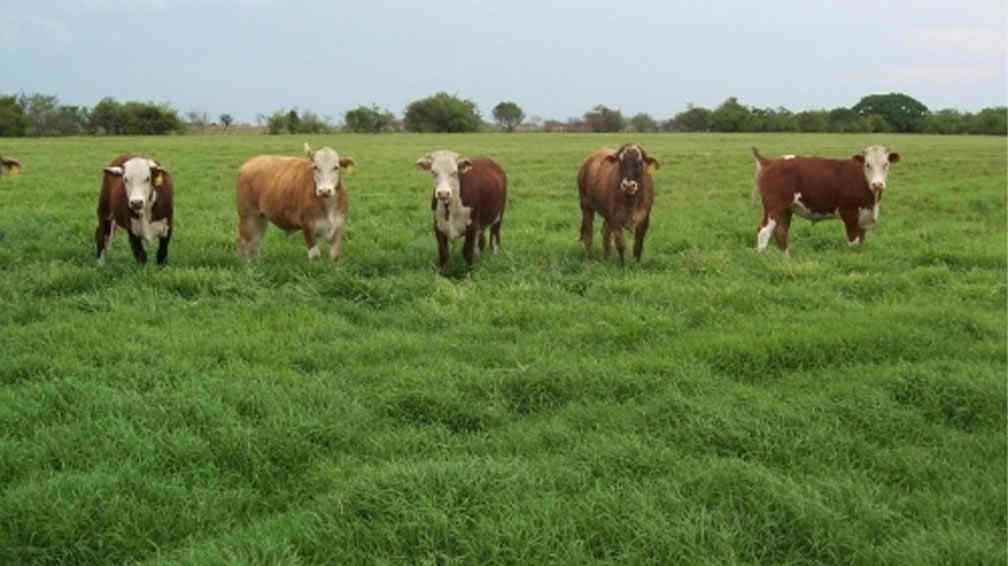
[307,246,321,260]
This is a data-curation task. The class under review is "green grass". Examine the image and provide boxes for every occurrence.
[0,132,1004,565]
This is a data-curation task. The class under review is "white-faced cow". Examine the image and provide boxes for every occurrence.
[415,150,507,269]
[1,156,23,177]
[236,143,355,262]
[577,143,660,263]
[95,154,173,265]
[752,145,900,254]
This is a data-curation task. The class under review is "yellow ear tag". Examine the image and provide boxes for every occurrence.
[343,163,354,174]
[153,173,163,187]
[646,162,658,175]
[9,166,20,176]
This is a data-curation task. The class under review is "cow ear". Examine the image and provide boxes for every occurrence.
[415,155,432,171]
[457,158,472,175]
[645,156,660,174]
[303,142,314,158]
[852,154,865,164]
[151,166,167,187]
[887,152,900,164]
[104,166,124,177]
[339,157,355,173]
[604,150,620,163]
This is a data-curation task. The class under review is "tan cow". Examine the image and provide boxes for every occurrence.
[1,156,23,176]
[577,143,659,263]
[236,143,355,262]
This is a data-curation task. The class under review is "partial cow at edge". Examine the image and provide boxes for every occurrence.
[415,150,507,270]
[236,143,355,262]
[577,143,659,264]
[751,145,900,255]
[95,154,174,265]
[1,156,23,177]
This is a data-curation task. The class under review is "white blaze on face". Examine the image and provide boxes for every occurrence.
[416,150,473,240]
[106,157,159,211]
[307,145,343,198]
[860,145,899,192]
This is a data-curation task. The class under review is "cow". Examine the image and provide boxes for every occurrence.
[751,145,900,254]
[236,143,355,262]
[577,143,660,263]
[1,156,23,176]
[415,150,507,269]
[95,154,173,265]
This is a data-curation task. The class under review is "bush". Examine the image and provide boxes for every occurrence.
[630,113,658,132]
[492,101,525,132]
[584,105,624,132]
[344,105,395,133]
[0,96,29,137]
[404,93,482,133]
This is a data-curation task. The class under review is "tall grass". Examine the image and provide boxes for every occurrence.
[0,133,1004,565]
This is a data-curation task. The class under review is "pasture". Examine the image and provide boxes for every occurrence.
[0,132,1004,565]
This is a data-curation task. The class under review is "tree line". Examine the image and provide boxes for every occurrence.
[1,91,1004,137]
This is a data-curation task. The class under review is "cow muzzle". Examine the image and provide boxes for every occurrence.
[435,189,452,201]
[316,187,335,198]
[870,181,885,191]
[621,180,639,195]
[129,198,145,211]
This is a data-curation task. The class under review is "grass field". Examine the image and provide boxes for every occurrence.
[0,132,1004,565]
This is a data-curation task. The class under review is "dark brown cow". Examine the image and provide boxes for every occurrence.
[752,145,900,254]
[95,154,174,265]
[415,150,507,269]
[1,156,23,176]
[236,143,355,262]
[577,143,660,263]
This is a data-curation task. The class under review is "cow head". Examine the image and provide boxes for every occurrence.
[304,142,355,198]
[104,157,167,213]
[853,145,899,195]
[605,143,659,196]
[415,150,471,203]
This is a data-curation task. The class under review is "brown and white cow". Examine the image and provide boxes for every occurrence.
[752,145,900,254]
[415,150,507,269]
[577,143,659,263]
[95,154,174,265]
[236,143,355,262]
[1,155,23,176]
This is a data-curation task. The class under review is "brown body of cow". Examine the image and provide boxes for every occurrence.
[438,157,507,268]
[751,145,900,254]
[1,156,23,176]
[577,143,659,263]
[236,144,354,262]
[95,154,174,265]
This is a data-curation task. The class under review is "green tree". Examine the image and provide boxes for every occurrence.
[16,93,60,135]
[0,96,28,136]
[630,112,658,132]
[827,107,858,132]
[89,97,123,134]
[969,107,1007,136]
[852,92,929,133]
[344,104,394,133]
[668,105,712,132]
[711,97,753,132]
[492,101,525,132]
[219,113,234,130]
[404,92,482,132]
[795,110,829,132]
[286,110,301,134]
[584,105,624,132]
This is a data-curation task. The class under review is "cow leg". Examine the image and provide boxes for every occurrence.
[462,227,478,266]
[156,224,172,265]
[328,225,344,261]
[613,228,627,265]
[478,231,486,253]
[95,218,114,264]
[601,221,614,260]
[773,210,792,256]
[127,233,148,264]
[841,210,865,247]
[434,226,450,269]
[237,214,267,261]
[490,217,502,253]
[756,210,779,252]
[633,215,650,262]
[302,226,320,261]
[580,206,594,259]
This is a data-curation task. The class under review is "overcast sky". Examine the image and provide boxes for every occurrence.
[2,1,1005,124]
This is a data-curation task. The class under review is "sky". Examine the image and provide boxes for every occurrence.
[2,0,1005,124]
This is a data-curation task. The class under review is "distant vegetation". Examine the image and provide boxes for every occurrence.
[0,91,1004,136]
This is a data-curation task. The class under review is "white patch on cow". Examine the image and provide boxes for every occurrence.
[305,144,346,197]
[858,203,879,230]
[756,218,777,251]
[790,193,837,222]
[314,210,344,241]
[435,196,472,241]
[130,213,170,244]
[848,236,861,247]
[860,145,897,191]
[782,154,796,159]
[307,245,321,260]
